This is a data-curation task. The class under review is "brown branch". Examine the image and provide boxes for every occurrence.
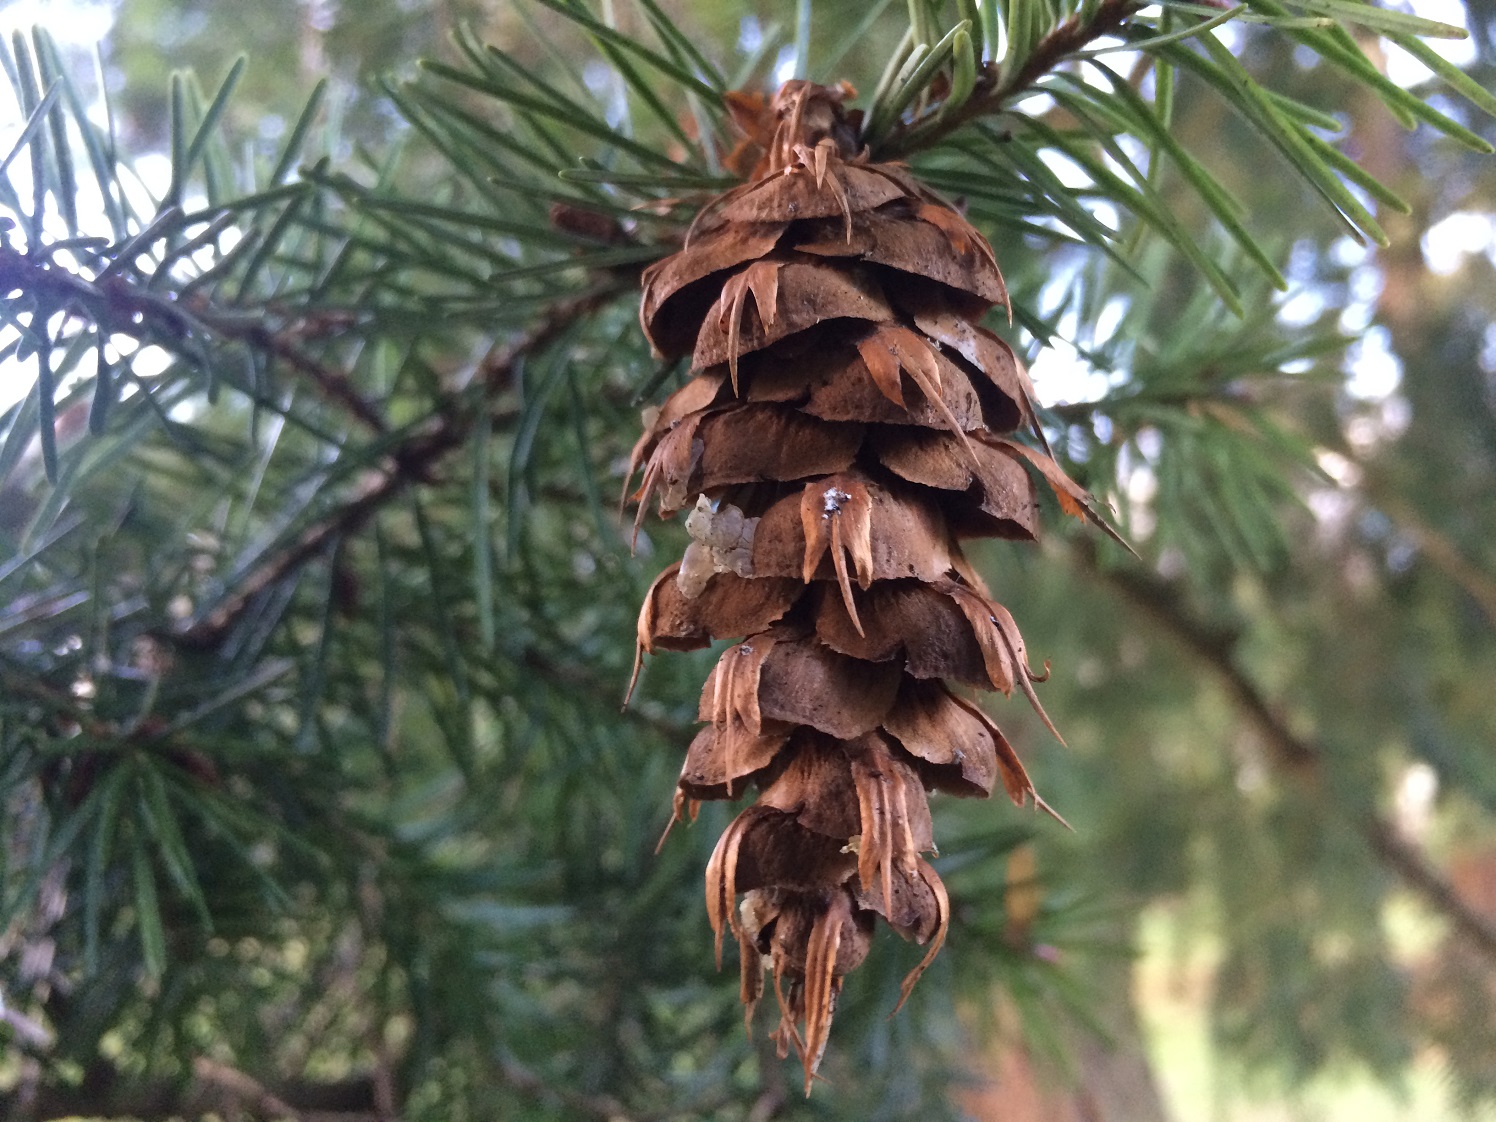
[875,0,1145,159]
[27,1052,650,1122]
[746,1031,789,1122]
[190,1058,304,1121]
[495,1052,638,1122]
[1094,553,1318,776]
[1379,497,1496,629]
[1082,545,1496,963]
[1365,822,1496,954]
[28,1067,380,1121]
[0,244,388,434]
[225,314,389,433]
[172,284,625,651]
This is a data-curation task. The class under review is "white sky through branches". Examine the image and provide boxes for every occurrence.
[0,0,1490,420]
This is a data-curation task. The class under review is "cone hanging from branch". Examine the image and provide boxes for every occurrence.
[629,80,1100,1094]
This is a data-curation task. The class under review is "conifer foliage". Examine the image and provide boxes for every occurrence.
[5,0,1496,1116]
[631,79,1112,1090]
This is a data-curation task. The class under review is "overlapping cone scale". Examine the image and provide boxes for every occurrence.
[629,80,1091,1094]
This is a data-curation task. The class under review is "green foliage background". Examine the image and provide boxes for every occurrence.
[2,0,1495,1118]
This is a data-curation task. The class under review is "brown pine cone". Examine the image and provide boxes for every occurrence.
[628,80,1094,1093]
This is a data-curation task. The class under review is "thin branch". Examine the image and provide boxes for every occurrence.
[25,1039,646,1121]
[1092,551,1318,775]
[1379,497,1496,628]
[1082,544,1496,963]
[213,309,390,433]
[1044,384,1268,426]
[746,1030,789,1122]
[0,243,388,433]
[28,1067,379,1121]
[495,1051,639,1121]
[875,0,1145,159]
[171,284,627,651]
[190,1057,304,1121]
[1365,821,1496,955]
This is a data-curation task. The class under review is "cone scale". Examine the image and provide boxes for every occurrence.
[629,81,1088,1092]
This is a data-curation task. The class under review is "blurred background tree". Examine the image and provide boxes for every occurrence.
[1,0,1494,1119]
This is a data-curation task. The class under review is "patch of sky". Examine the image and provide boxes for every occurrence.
[1305,481,1357,535]
[979,0,1003,63]
[1329,236,1370,270]
[1121,448,1155,498]
[0,84,232,413]
[1031,323,1106,409]
[1092,295,1127,345]
[1315,448,1361,487]
[1110,133,1151,179]
[1277,240,1333,327]
[1134,426,1163,461]
[1211,21,1244,53]
[1343,325,1402,401]
[582,59,614,94]
[1339,265,1382,334]
[773,45,797,87]
[1026,141,1119,242]
[1122,429,1162,539]
[0,0,114,47]
[1029,277,1132,409]
[1358,508,1392,541]
[1277,288,1327,327]
[1092,200,1121,236]
[1285,239,1321,285]
[582,59,628,131]
[1342,394,1411,452]
[1138,67,1155,101]
[1385,535,1417,574]
[1011,92,1055,118]
[1481,323,1496,375]
[739,15,764,54]
[1065,423,1091,462]
[1421,211,1496,276]
[1383,0,1475,87]
[304,0,336,35]
[1082,43,1139,71]
[1280,234,1383,344]
[1481,325,1496,412]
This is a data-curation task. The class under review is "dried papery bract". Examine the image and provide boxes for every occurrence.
[629,79,1100,1094]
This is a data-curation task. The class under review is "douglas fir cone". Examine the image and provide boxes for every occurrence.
[628,80,1105,1093]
